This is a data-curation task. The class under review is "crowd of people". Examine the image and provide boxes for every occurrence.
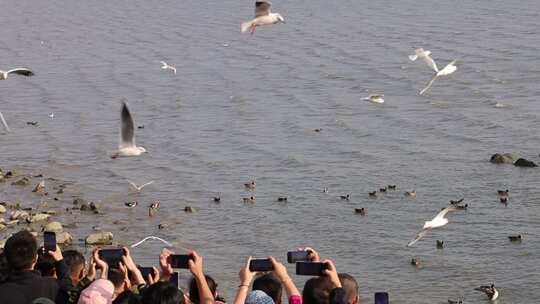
[0,230,360,304]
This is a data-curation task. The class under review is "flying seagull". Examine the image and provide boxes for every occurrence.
[111,101,147,158]
[409,48,457,95]
[363,94,385,104]
[0,68,34,80]
[128,180,154,192]
[475,284,499,301]
[160,61,176,74]
[0,111,10,132]
[407,206,458,247]
[241,1,285,35]
[419,60,457,95]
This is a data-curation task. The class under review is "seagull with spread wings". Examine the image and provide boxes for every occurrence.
[128,180,154,192]
[409,48,457,95]
[407,206,458,247]
[111,101,147,158]
[0,68,34,80]
[160,61,176,74]
[241,1,285,35]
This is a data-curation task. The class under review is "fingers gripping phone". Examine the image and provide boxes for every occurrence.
[287,251,310,263]
[43,232,56,252]
[295,262,327,276]
[138,266,156,279]
[374,292,389,304]
[168,254,193,269]
[249,259,274,272]
[98,248,124,268]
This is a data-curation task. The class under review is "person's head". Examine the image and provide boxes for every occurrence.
[253,273,282,304]
[141,281,184,304]
[302,276,335,304]
[338,273,359,304]
[35,247,56,277]
[108,269,128,298]
[245,290,275,304]
[0,251,9,282]
[78,279,115,304]
[189,274,218,304]
[4,230,38,271]
[64,250,86,285]
[113,290,142,304]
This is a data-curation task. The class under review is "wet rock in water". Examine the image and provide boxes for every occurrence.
[79,203,90,211]
[45,210,57,215]
[44,221,63,233]
[12,177,30,186]
[0,224,6,232]
[73,198,87,205]
[27,213,50,223]
[0,218,4,224]
[56,188,64,194]
[514,158,537,167]
[112,220,127,226]
[490,153,518,164]
[158,223,169,230]
[6,220,19,226]
[0,204,6,214]
[63,222,78,229]
[89,202,99,211]
[184,206,195,213]
[32,181,46,194]
[85,232,113,245]
[4,171,15,178]
[10,210,29,221]
[56,231,73,245]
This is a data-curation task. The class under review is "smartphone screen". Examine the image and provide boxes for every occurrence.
[98,248,124,268]
[295,262,326,276]
[374,292,389,304]
[287,251,310,263]
[43,232,56,252]
[249,259,274,272]
[138,266,155,279]
[169,272,179,288]
[169,254,192,269]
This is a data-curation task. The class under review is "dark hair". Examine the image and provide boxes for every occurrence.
[4,230,38,271]
[63,250,85,275]
[338,273,359,304]
[302,276,334,304]
[113,290,142,304]
[108,269,125,289]
[253,273,282,304]
[35,247,56,276]
[142,281,184,304]
[0,251,9,282]
[189,274,217,304]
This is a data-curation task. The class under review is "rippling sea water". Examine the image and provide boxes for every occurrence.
[1,0,540,303]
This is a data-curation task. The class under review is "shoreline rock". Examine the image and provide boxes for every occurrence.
[514,158,537,167]
[85,232,113,245]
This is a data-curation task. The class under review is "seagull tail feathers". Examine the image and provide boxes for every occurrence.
[241,21,253,33]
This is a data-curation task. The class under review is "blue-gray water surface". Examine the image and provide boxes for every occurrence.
[1,0,540,303]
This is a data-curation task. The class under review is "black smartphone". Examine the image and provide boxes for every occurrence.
[249,259,273,272]
[98,248,124,269]
[287,251,310,263]
[169,254,193,269]
[169,272,179,288]
[374,292,389,304]
[138,266,155,279]
[43,231,56,252]
[295,262,326,276]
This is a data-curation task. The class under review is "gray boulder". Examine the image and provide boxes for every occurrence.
[85,232,113,245]
[44,221,64,233]
[490,153,518,164]
[514,158,538,167]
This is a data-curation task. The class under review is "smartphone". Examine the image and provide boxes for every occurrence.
[296,262,326,276]
[374,292,389,304]
[169,272,179,288]
[98,248,124,268]
[43,232,56,252]
[138,266,155,279]
[169,254,192,269]
[249,259,273,272]
[287,251,310,263]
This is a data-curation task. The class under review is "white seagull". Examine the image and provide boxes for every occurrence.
[409,48,438,72]
[160,61,176,74]
[409,48,457,95]
[128,180,154,192]
[241,1,285,35]
[111,101,147,158]
[407,206,458,247]
[363,94,385,104]
[0,111,10,132]
[419,60,457,95]
[0,68,34,80]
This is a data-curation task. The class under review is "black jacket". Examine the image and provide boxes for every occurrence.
[0,270,59,304]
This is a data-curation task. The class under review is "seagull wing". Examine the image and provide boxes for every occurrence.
[433,206,457,221]
[160,61,167,68]
[422,55,439,72]
[419,75,439,95]
[128,181,139,190]
[140,181,154,189]
[255,1,272,17]
[120,101,136,148]
[407,228,430,247]
[7,68,34,76]
[438,60,457,76]
[0,111,10,132]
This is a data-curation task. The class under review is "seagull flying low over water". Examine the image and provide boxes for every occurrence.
[407,206,458,247]
[363,94,385,104]
[111,101,147,158]
[475,284,499,301]
[128,181,154,192]
[241,1,285,35]
[0,111,10,132]
[409,48,457,95]
[0,68,33,80]
[160,61,176,74]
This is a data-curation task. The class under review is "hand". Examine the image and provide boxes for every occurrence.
[188,251,204,278]
[239,256,256,286]
[269,256,289,283]
[299,247,320,262]
[159,248,174,280]
[121,247,138,272]
[48,245,63,262]
[86,261,97,281]
[323,259,341,288]
[92,248,108,278]
[148,267,160,285]
[118,262,132,290]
